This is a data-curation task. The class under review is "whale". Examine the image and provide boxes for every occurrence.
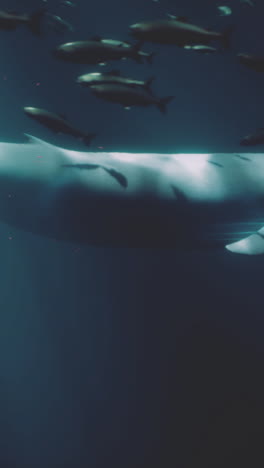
[1,134,264,255]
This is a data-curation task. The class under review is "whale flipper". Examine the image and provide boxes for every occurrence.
[226,226,264,255]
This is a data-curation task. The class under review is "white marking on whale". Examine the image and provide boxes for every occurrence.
[1,134,264,254]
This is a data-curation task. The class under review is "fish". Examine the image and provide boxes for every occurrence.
[183,45,220,53]
[23,107,96,146]
[0,8,46,35]
[60,0,76,6]
[98,38,156,64]
[129,16,233,49]
[1,134,264,255]
[240,0,255,6]
[89,83,174,113]
[217,6,232,16]
[46,13,74,33]
[76,70,155,95]
[240,128,264,146]
[237,53,264,72]
[53,38,154,64]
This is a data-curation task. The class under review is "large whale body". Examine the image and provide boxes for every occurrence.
[1,134,264,255]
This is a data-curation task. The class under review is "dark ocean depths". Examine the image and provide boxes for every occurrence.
[0,0,263,467]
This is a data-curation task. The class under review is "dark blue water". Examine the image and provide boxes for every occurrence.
[0,0,263,467]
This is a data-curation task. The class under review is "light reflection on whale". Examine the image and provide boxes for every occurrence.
[1,134,264,255]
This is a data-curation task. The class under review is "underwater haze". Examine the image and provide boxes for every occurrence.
[0,0,264,467]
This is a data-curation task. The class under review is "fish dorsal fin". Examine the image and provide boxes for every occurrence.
[167,14,188,22]
[90,35,101,41]
[167,13,177,20]
[107,69,121,76]
[176,16,189,22]
[226,226,264,255]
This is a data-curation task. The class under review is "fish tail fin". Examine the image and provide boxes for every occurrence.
[28,8,46,35]
[221,25,233,50]
[146,51,156,64]
[157,96,174,114]
[143,76,155,95]
[82,132,96,146]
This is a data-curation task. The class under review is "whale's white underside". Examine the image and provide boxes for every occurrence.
[0,134,264,254]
